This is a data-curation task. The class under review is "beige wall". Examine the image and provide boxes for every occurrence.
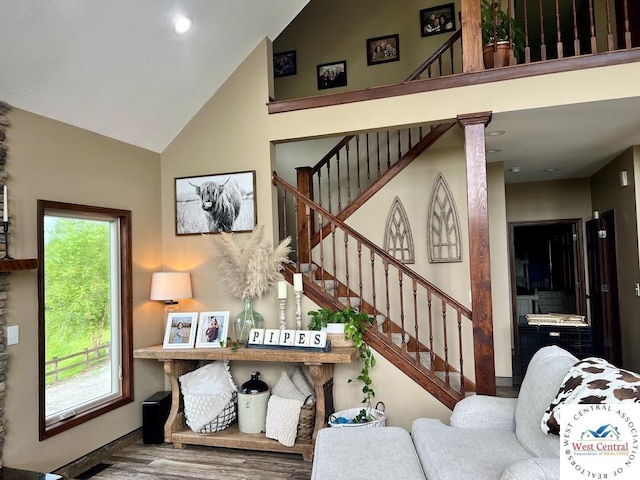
[274,0,462,100]
[591,146,640,372]
[5,108,164,471]
[506,178,592,223]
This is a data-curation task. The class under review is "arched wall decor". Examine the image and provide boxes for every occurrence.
[383,196,415,264]
[428,173,462,263]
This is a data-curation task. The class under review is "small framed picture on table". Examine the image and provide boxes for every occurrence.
[195,311,230,348]
[163,312,198,348]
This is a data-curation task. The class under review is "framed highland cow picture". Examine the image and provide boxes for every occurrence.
[175,170,257,235]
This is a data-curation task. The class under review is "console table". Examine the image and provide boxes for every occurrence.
[133,345,358,461]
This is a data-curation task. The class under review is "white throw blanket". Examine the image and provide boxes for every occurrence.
[179,361,236,432]
[265,394,304,447]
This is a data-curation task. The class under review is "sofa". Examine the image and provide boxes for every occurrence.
[311,345,581,480]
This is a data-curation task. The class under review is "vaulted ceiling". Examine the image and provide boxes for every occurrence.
[0,0,309,152]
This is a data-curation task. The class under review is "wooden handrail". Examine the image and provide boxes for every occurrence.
[273,172,472,318]
[310,135,354,174]
[407,29,462,80]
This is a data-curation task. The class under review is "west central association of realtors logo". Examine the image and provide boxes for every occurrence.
[561,405,640,479]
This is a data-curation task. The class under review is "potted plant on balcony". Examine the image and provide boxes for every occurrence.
[481,0,525,68]
[307,306,376,405]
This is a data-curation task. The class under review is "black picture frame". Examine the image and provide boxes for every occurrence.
[367,34,400,66]
[174,170,257,235]
[420,3,456,37]
[273,50,297,78]
[317,60,347,90]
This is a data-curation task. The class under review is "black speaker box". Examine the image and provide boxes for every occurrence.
[142,391,171,444]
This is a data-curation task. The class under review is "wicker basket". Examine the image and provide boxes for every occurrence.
[296,396,316,441]
[198,391,238,433]
[328,402,386,428]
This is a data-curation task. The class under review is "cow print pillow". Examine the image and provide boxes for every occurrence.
[541,357,640,435]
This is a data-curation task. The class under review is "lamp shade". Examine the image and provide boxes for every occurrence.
[150,272,193,302]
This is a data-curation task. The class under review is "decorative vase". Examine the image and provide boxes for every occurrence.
[234,297,264,344]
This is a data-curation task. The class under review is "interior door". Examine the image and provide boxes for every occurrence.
[586,214,622,365]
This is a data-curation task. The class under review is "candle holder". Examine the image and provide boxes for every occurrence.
[294,290,302,330]
[278,297,287,330]
[2,221,12,260]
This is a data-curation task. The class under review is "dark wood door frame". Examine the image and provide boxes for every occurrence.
[586,211,622,365]
[508,218,587,356]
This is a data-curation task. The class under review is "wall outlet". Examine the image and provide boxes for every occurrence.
[7,325,19,345]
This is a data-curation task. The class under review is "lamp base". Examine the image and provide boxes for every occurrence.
[163,301,180,313]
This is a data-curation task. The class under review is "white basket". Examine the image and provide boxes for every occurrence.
[328,402,386,428]
[197,391,238,433]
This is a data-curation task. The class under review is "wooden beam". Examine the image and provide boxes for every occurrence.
[457,112,496,396]
[296,167,313,264]
[461,0,484,72]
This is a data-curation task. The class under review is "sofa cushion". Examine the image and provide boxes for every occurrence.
[541,356,640,435]
[311,426,426,480]
[412,418,533,480]
[450,395,517,431]
[501,458,560,480]
[514,346,578,458]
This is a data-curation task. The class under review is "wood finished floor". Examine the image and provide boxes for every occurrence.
[71,441,312,480]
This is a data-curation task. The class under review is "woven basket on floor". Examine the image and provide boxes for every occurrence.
[328,402,386,428]
[296,396,316,441]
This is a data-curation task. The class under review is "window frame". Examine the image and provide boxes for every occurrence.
[37,200,133,440]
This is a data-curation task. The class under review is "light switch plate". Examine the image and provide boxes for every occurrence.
[7,325,18,345]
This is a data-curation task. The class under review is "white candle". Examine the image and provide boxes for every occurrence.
[293,273,303,293]
[277,280,287,299]
[2,185,6,222]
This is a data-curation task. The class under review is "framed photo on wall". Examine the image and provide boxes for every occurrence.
[367,34,400,66]
[175,170,257,235]
[317,60,347,90]
[163,312,198,348]
[195,311,230,348]
[274,50,297,77]
[420,3,456,37]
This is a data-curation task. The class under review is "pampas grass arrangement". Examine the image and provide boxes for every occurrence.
[211,225,292,299]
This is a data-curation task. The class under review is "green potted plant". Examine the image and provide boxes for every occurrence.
[308,306,376,405]
[481,0,525,68]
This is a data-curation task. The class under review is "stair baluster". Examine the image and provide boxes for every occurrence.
[274,172,476,409]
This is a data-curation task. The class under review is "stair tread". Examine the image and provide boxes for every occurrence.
[298,263,318,274]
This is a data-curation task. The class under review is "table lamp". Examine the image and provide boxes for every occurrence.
[150,271,193,313]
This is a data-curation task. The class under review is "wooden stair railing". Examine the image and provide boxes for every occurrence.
[294,32,464,261]
[297,122,456,262]
[273,172,478,410]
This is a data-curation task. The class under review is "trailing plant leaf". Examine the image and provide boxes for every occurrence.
[308,306,376,404]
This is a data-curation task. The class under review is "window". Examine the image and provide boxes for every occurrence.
[37,200,133,439]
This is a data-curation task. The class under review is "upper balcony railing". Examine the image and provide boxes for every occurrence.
[268,0,639,114]
[472,0,636,72]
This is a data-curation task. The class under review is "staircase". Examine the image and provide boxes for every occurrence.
[273,173,474,410]
[272,30,486,410]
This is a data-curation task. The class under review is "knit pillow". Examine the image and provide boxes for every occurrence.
[541,357,640,435]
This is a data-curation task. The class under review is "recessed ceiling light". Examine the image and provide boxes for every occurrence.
[487,130,506,136]
[487,149,502,154]
[509,167,520,173]
[545,168,558,172]
[173,15,193,35]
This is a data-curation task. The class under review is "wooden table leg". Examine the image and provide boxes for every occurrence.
[307,363,335,448]
[162,359,198,445]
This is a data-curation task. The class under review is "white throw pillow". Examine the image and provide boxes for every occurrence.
[272,370,307,402]
[292,367,315,403]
